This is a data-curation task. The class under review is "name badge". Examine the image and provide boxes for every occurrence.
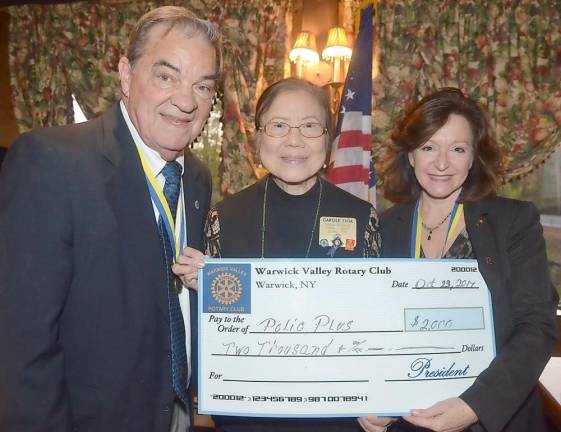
[319,216,357,251]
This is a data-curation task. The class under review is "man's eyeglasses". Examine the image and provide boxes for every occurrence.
[258,121,327,138]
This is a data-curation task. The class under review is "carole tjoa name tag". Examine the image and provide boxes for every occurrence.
[319,216,357,250]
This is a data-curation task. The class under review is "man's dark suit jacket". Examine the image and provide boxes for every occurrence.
[0,104,211,432]
[380,197,559,432]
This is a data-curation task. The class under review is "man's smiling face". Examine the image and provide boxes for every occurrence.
[119,24,218,160]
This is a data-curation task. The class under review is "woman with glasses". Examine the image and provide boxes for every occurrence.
[174,78,381,431]
[204,78,380,264]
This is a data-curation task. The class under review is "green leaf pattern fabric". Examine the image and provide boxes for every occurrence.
[373,0,561,181]
[8,0,561,192]
[8,0,289,194]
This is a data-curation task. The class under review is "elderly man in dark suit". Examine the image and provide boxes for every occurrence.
[0,6,221,432]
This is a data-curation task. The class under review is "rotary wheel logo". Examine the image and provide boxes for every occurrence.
[211,272,242,305]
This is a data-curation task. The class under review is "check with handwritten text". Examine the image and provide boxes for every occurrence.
[198,258,495,417]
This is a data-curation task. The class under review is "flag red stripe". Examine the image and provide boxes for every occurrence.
[328,165,370,184]
[337,130,371,149]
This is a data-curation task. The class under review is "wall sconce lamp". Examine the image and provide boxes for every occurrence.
[288,31,320,78]
[322,27,352,83]
[289,27,353,118]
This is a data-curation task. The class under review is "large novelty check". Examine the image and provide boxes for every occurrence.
[198,258,495,417]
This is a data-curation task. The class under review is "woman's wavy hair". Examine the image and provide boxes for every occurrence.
[381,87,502,203]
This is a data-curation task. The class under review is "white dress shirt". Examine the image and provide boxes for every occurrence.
[120,101,192,380]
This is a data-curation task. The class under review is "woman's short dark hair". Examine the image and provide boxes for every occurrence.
[381,87,502,203]
[255,78,333,143]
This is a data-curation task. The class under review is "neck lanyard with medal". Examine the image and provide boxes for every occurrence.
[134,145,187,266]
[410,200,463,258]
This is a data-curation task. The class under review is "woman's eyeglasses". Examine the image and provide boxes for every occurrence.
[259,121,327,138]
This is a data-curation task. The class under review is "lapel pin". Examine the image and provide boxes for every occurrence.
[194,200,200,210]
[485,256,494,265]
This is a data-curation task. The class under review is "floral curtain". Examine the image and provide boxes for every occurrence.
[213,1,289,195]
[9,3,137,129]
[8,0,289,194]
[10,0,561,188]
[370,0,561,181]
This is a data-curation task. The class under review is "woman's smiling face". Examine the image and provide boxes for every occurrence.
[257,89,329,195]
[408,114,475,200]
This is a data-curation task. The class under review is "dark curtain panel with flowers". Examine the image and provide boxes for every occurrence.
[371,0,561,181]
[216,1,288,194]
[8,0,289,194]
[10,0,561,187]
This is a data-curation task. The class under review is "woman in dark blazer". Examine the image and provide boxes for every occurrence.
[376,88,558,432]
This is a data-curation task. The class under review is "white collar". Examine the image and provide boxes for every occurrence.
[120,100,185,177]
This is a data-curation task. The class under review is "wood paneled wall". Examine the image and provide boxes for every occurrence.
[0,10,18,148]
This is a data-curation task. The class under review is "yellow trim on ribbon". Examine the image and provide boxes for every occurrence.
[135,147,184,260]
[445,203,464,246]
[414,207,423,258]
[413,202,464,259]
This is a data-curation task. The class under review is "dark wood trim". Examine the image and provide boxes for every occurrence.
[0,1,84,6]
[554,315,561,357]
[540,382,561,431]
[0,10,17,147]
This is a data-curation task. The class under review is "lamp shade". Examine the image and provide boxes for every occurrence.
[289,31,319,64]
[322,27,352,61]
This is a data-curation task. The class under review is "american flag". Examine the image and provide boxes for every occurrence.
[327,4,375,204]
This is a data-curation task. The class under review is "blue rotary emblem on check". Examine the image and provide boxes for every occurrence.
[203,264,251,314]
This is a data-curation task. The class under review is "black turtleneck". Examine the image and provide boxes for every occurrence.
[262,177,321,258]
[211,174,379,260]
